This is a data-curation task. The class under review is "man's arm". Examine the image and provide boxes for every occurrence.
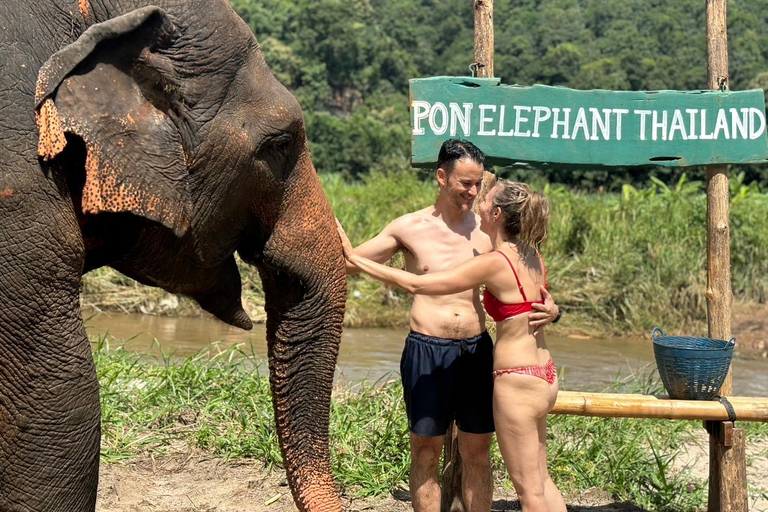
[344,218,404,275]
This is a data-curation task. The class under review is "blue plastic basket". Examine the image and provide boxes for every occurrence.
[651,328,735,400]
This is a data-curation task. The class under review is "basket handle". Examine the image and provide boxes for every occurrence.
[651,327,665,339]
[727,337,736,347]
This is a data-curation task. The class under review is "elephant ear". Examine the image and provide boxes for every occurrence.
[35,6,192,236]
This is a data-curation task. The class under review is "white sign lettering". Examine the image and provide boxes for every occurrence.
[411,101,767,142]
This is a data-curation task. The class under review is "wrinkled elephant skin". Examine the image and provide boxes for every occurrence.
[0,1,345,511]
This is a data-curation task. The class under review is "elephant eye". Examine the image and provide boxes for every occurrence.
[260,132,295,177]
[264,132,293,152]
[262,133,293,155]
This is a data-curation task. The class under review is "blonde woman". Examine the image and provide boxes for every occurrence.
[337,180,566,512]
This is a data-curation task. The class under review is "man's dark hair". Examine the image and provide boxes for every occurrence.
[436,139,485,174]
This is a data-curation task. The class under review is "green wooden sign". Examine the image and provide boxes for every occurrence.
[410,77,768,167]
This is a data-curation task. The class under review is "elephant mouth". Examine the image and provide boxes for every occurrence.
[191,257,253,331]
[196,293,253,330]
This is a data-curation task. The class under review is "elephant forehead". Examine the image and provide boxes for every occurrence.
[166,2,255,72]
[265,101,302,124]
[217,59,304,136]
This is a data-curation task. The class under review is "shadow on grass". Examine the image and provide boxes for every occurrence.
[391,486,410,503]
[388,489,648,512]
[493,500,648,511]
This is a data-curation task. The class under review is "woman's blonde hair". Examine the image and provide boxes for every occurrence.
[492,180,550,250]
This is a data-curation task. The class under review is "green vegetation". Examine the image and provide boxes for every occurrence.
[95,342,768,509]
[86,2,768,508]
[227,0,768,189]
[81,0,768,334]
[547,375,707,511]
[331,171,768,337]
[83,173,768,337]
[541,172,768,336]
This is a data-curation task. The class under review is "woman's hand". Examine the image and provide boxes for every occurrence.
[335,218,356,262]
[529,286,559,334]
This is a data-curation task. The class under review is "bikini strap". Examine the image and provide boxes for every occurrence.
[493,250,527,301]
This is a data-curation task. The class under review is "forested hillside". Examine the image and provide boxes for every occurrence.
[230,0,768,188]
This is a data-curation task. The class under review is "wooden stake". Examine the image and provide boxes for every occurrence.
[705,0,733,396]
[473,0,494,78]
[709,423,748,511]
[440,426,464,512]
[440,4,496,511]
[705,2,747,510]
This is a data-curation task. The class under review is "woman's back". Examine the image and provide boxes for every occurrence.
[483,245,552,369]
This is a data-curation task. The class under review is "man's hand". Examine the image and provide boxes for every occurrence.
[335,218,356,263]
[529,286,559,334]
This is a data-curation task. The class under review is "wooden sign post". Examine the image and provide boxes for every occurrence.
[705,1,748,511]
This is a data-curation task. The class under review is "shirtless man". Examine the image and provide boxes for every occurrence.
[347,139,559,512]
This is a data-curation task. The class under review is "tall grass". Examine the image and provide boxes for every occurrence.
[94,342,768,510]
[81,170,768,336]
[543,175,768,335]
[327,170,768,336]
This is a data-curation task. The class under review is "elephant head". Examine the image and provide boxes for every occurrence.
[23,1,345,510]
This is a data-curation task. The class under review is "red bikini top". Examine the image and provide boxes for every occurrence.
[483,250,547,322]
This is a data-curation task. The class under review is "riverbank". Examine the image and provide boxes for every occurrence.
[81,284,768,358]
[93,344,768,511]
[81,172,768,350]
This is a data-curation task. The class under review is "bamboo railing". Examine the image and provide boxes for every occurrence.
[552,392,768,422]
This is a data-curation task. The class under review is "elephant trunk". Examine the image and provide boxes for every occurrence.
[259,270,344,511]
[246,149,346,512]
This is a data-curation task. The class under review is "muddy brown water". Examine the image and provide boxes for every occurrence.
[85,312,768,396]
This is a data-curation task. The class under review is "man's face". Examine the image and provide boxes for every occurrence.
[439,158,485,212]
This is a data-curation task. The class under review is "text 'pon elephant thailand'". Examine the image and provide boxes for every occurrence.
[0,1,346,510]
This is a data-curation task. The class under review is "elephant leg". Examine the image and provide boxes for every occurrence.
[0,323,101,512]
[0,197,100,511]
[249,155,346,512]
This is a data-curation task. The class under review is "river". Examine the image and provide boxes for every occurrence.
[85,312,768,396]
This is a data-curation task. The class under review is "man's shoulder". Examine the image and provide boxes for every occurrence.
[388,207,435,231]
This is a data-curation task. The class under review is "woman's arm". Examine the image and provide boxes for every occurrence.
[337,219,489,295]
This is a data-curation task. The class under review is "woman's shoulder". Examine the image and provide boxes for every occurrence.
[471,249,509,271]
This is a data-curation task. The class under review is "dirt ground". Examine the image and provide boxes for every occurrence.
[95,451,639,512]
[732,302,768,357]
[96,304,768,511]
[97,435,768,512]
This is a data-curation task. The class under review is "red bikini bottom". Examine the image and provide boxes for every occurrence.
[492,358,557,385]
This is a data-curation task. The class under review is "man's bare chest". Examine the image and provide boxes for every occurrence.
[400,227,484,274]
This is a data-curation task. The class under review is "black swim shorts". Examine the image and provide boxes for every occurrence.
[400,330,495,437]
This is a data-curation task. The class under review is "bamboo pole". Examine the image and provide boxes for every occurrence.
[440,3,496,512]
[552,392,768,422]
[705,2,748,510]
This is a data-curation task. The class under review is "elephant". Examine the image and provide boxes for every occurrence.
[0,0,346,510]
